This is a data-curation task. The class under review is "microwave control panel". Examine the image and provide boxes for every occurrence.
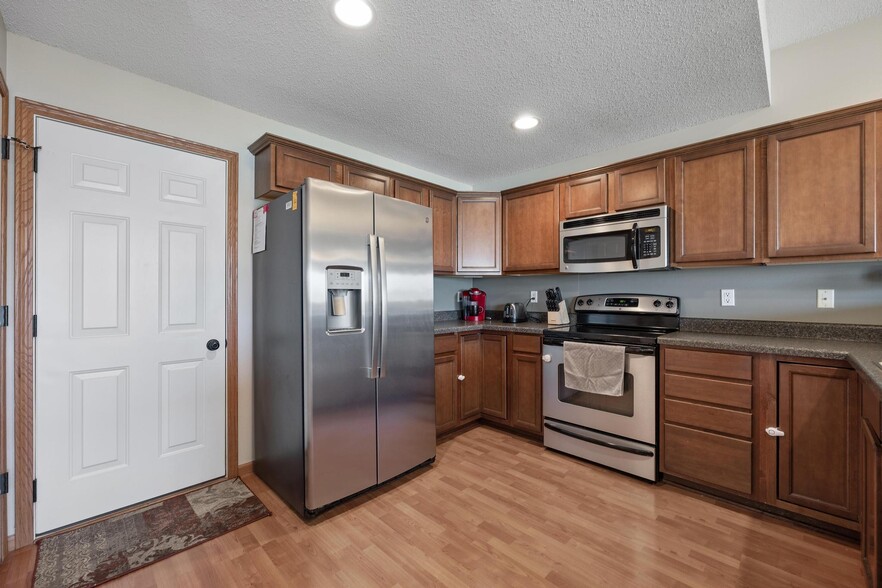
[638,226,661,259]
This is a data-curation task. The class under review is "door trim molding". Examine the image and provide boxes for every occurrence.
[13,98,239,548]
[0,68,9,565]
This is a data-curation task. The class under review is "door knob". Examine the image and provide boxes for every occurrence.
[765,426,785,437]
[542,354,552,363]
[206,339,221,351]
[457,374,465,381]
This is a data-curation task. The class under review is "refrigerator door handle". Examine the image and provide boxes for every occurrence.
[377,235,389,378]
[368,234,381,379]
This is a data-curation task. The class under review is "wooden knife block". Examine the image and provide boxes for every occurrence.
[547,306,570,325]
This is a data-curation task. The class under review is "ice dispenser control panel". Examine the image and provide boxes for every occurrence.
[326,268,363,333]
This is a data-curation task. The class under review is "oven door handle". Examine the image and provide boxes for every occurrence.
[630,223,639,269]
[544,422,655,457]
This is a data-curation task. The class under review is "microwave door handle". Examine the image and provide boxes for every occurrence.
[630,223,639,269]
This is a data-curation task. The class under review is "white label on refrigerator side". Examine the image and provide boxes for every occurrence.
[252,204,268,254]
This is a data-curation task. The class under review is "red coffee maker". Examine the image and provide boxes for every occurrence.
[461,288,486,322]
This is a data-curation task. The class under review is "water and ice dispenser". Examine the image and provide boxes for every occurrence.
[326,267,362,332]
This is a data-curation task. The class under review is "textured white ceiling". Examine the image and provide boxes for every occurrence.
[765,0,882,49]
[0,1,773,186]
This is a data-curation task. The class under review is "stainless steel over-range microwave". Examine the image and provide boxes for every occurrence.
[560,205,670,273]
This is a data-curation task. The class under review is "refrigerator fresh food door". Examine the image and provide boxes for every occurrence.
[303,179,378,511]
[373,195,436,483]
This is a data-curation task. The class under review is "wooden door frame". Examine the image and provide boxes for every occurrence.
[13,98,239,548]
[0,69,9,562]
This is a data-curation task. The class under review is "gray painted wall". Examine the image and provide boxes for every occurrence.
[445,262,882,325]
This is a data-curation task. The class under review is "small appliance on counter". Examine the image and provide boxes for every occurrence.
[545,287,569,325]
[503,302,528,323]
[460,287,486,322]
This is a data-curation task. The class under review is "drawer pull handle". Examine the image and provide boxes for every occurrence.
[457,374,465,381]
[541,354,552,363]
[765,426,785,437]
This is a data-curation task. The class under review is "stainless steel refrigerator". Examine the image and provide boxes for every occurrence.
[253,178,435,517]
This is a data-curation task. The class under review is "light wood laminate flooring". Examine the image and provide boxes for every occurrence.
[0,426,864,587]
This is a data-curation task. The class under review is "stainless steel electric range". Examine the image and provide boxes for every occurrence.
[542,293,680,481]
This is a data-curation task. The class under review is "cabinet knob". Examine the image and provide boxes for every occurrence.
[457,374,465,381]
[765,426,785,437]
[541,354,552,363]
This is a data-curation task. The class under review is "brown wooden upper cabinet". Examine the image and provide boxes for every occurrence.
[610,158,667,211]
[767,113,877,259]
[560,173,608,219]
[431,188,457,274]
[457,193,502,275]
[343,164,392,196]
[252,141,342,199]
[393,178,429,206]
[673,139,758,264]
[502,183,560,273]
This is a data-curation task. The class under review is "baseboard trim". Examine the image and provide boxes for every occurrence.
[238,460,254,475]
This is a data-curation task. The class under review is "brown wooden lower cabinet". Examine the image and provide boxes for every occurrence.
[661,346,862,533]
[435,331,542,437]
[863,379,882,587]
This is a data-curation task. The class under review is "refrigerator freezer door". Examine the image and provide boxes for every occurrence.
[303,179,378,511]
[374,195,436,483]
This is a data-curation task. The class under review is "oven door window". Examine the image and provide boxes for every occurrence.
[562,230,632,264]
[557,364,634,417]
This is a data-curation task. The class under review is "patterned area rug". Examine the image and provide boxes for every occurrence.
[33,478,270,588]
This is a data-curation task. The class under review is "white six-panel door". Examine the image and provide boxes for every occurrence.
[34,118,227,533]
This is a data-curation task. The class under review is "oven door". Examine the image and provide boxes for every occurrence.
[541,341,656,445]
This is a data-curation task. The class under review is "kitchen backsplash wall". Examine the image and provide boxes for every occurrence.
[446,262,882,325]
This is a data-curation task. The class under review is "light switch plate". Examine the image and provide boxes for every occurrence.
[721,289,735,306]
[817,289,835,308]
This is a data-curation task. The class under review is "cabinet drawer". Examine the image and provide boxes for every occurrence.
[510,334,541,354]
[434,333,458,355]
[663,424,752,495]
[664,399,751,438]
[664,373,752,410]
[665,348,752,380]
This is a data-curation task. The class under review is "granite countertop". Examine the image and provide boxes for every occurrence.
[434,318,555,335]
[659,327,882,392]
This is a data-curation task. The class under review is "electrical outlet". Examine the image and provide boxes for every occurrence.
[721,289,735,306]
[817,289,835,308]
[530,291,538,304]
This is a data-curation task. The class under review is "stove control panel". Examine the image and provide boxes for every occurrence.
[573,294,679,315]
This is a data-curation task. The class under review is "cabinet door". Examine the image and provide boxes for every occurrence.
[768,114,877,258]
[274,144,341,195]
[863,419,882,587]
[673,140,757,263]
[394,178,429,206]
[502,184,560,272]
[457,193,502,274]
[777,363,860,521]
[480,333,507,420]
[509,350,542,434]
[458,333,482,421]
[560,174,607,219]
[343,164,392,196]
[434,352,458,435]
[431,189,457,273]
[610,158,666,211]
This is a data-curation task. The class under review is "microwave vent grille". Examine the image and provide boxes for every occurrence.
[562,207,661,230]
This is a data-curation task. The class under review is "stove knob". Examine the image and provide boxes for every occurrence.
[577,299,584,307]
[665,300,675,309]
[653,300,661,308]
[586,299,593,306]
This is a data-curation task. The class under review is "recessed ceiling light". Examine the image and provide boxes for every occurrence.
[513,115,540,130]
[333,0,374,28]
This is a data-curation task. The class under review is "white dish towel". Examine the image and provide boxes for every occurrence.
[563,341,625,396]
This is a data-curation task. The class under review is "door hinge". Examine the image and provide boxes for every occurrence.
[1,136,42,172]
[32,479,37,502]
[0,472,8,495]
[32,314,37,337]
[0,305,8,327]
